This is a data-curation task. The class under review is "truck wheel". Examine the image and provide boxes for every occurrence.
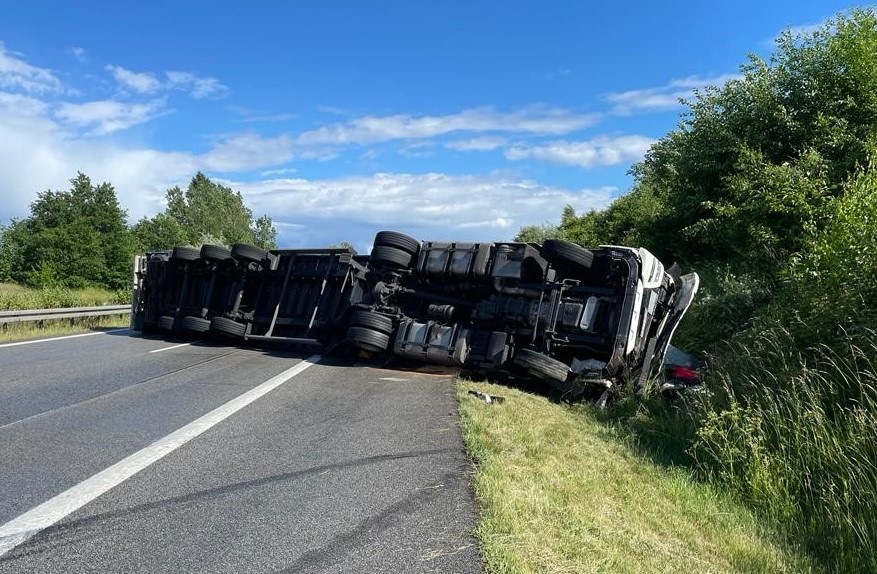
[346,326,390,353]
[373,231,419,254]
[370,245,413,270]
[231,243,268,264]
[200,244,232,262]
[158,315,176,331]
[541,239,594,270]
[348,310,394,334]
[348,310,393,335]
[513,348,569,383]
[171,246,200,262]
[211,316,247,338]
[181,315,211,333]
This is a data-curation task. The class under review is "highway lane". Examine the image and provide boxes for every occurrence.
[0,331,481,573]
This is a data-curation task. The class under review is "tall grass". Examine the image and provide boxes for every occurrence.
[0,282,129,310]
[691,328,877,573]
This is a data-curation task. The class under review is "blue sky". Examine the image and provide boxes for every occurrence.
[0,1,863,251]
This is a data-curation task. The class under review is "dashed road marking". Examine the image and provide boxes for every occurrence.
[0,329,130,349]
[149,342,197,354]
[0,354,321,559]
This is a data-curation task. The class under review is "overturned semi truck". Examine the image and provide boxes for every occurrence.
[131,230,699,400]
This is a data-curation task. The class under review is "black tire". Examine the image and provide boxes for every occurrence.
[210,316,247,338]
[513,348,569,383]
[541,239,594,270]
[200,244,232,262]
[349,310,394,334]
[370,245,413,269]
[158,315,176,331]
[171,246,200,262]
[231,243,267,264]
[374,231,419,254]
[181,315,211,333]
[346,326,391,353]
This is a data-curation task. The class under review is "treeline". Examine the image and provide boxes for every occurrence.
[518,10,877,573]
[0,172,277,290]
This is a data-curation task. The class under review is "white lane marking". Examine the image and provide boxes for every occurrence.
[0,329,130,349]
[0,354,321,558]
[149,342,196,354]
[379,377,409,382]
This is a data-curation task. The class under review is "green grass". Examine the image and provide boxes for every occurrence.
[691,329,877,574]
[458,380,818,574]
[0,282,130,310]
[0,282,130,342]
[0,315,131,343]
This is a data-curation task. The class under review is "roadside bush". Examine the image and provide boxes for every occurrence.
[0,284,128,310]
[687,161,877,573]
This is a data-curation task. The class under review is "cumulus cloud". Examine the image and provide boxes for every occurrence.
[297,105,599,145]
[605,74,739,114]
[225,172,615,249]
[102,64,228,99]
[0,83,616,251]
[0,91,195,221]
[0,41,622,251]
[202,133,296,171]
[0,42,63,94]
[165,71,228,99]
[505,135,656,168]
[105,65,161,93]
[54,98,169,135]
[445,136,507,151]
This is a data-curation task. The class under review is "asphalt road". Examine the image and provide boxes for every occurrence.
[0,330,481,573]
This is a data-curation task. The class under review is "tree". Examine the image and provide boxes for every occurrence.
[132,172,278,250]
[0,173,135,289]
[540,9,877,278]
[634,9,877,272]
[252,215,277,250]
[130,213,188,252]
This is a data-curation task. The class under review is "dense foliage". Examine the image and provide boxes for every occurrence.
[0,171,277,291]
[131,172,277,251]
[518,9,877,572]
[0,173,134,289]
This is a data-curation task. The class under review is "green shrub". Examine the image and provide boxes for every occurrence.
[0,284,128,310]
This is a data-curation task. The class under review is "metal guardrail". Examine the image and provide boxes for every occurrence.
[0,305,131,325]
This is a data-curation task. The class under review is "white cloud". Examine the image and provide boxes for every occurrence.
[297,105,599,145]
[68,47,86,62]
[202,133,295,171]
[105,65,161,93]
[260,167,297,177]
[240,112,296,123]
[54,98,168,135]
[445,136,507,151]
[605,74,739,114]
[0,86,617,252]
[225,172,615,249]
[166,71,228,99]
[505,135,655,168]
[103,66,228,99]
[0,42,63,94]
[0,92,195,221]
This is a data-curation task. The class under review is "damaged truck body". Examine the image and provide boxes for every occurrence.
[131,230,699,400]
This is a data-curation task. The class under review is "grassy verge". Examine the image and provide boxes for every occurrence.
[0,315,131,343]
[0,282,131,341]
[458,380,818,574]
[0,282,129,310]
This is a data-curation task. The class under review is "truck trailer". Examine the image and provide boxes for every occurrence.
[131,230,699,401]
